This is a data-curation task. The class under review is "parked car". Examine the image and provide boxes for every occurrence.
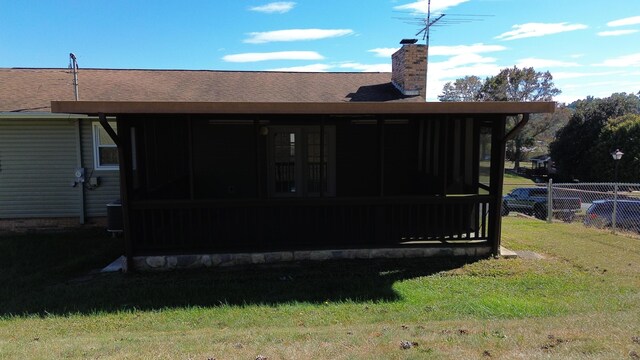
[583,200,640,232]
[502,187,582,221]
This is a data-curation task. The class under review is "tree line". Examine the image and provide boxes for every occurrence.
[439,67,640,182]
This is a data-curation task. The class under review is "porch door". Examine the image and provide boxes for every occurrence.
[268,126,335,197]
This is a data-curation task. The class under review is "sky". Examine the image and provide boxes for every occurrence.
[1,0,639,103]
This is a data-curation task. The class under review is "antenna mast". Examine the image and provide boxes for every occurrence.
[69,53,79,101]
[416,0,445,100]
[398,2,492,101]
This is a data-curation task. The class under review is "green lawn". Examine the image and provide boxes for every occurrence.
[2,220,640,359]
[503,171,537,194]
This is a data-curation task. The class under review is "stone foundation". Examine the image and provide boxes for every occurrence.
[132,246,492,271]
[0,217,106,233]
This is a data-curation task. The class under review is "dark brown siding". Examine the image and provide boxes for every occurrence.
[192,121,258,199]
[335,122,378,197]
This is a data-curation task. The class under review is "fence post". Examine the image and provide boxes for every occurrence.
[547,178,553,223]
[612,182,618,234]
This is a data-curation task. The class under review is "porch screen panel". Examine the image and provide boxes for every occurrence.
[479,124,492,194]
[274,131,297,194]
[306,132,328,194]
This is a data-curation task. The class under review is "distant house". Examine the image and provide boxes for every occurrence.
[528,154,556,177]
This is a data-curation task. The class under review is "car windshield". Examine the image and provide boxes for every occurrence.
[589,202,613,213]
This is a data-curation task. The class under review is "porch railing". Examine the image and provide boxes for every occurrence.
[128,195,492,254]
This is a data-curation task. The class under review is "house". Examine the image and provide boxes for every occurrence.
[0,43,424,232]
[528,154,556,177]
[5,42,554,270]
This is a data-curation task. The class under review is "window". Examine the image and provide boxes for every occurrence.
[267,126,335,197]
[92,122,119,170]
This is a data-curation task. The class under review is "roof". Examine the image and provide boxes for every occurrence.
[52,100,556,116]
[0,68,420,113]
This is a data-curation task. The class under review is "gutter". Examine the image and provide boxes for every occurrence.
[0,112,89,119]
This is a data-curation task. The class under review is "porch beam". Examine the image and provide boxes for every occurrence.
[504,113,529,142]
[98,113,121,147]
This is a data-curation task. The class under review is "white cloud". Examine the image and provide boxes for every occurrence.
[368,48,398,57]
[495,22,588,41]
[607,16,640,27]
[394,0,469,13]
[368,43,506,59]
[339,63,391,72]
[249,2,296,14]
[594,53,640,67]
[244,29,353,43]
[429,43,507,56]
[223,51,324,63]
[267,64,333,72]
[551,71,622,80]
[426,54,503,100]
[515,58,581,69]
[597,29,639,37]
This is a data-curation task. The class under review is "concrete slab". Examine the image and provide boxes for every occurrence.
[101,255,125,272]
[500,247,544,260]
[499,246,518,259]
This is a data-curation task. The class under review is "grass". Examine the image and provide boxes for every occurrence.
[503,171,537,194]
[2,221,640,359]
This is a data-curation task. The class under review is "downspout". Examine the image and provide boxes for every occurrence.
[492,113,528,256]
[75,119,85,224]
[99,113,131,271]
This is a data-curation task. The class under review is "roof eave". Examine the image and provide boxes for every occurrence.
[51,100,556,116]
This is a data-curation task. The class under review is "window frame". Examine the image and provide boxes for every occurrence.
[92,121,119,171]
[266,125,336,198]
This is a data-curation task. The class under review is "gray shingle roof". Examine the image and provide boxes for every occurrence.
[0,68,422,112]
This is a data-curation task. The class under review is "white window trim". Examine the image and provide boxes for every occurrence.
[92,122,119,171]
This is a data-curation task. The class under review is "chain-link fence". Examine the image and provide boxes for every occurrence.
[502,181,640,235]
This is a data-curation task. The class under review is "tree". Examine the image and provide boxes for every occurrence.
[550,93,640,181]
[439,66,562,169]
[438,75,483,101]
[590,113,640,182]
[477,66,561,102]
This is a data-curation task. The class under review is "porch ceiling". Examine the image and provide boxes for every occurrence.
[51,101,555,117]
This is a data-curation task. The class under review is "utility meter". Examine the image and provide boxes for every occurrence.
[74,167,85,183]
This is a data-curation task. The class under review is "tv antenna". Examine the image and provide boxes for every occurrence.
[395,0,492,99]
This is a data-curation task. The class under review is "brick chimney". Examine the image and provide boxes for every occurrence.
[391,39,427,99]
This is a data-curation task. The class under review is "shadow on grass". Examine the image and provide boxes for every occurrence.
[1,230,480,317]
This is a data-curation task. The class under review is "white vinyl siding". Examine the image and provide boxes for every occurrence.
[0,119,79,218]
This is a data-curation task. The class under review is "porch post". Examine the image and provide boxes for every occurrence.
[114,115,134,272]
[488,115,507,256]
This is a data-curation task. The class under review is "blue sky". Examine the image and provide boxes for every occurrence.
[1,0,639,103]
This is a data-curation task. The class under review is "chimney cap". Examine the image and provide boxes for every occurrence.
[400,39,418,44]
